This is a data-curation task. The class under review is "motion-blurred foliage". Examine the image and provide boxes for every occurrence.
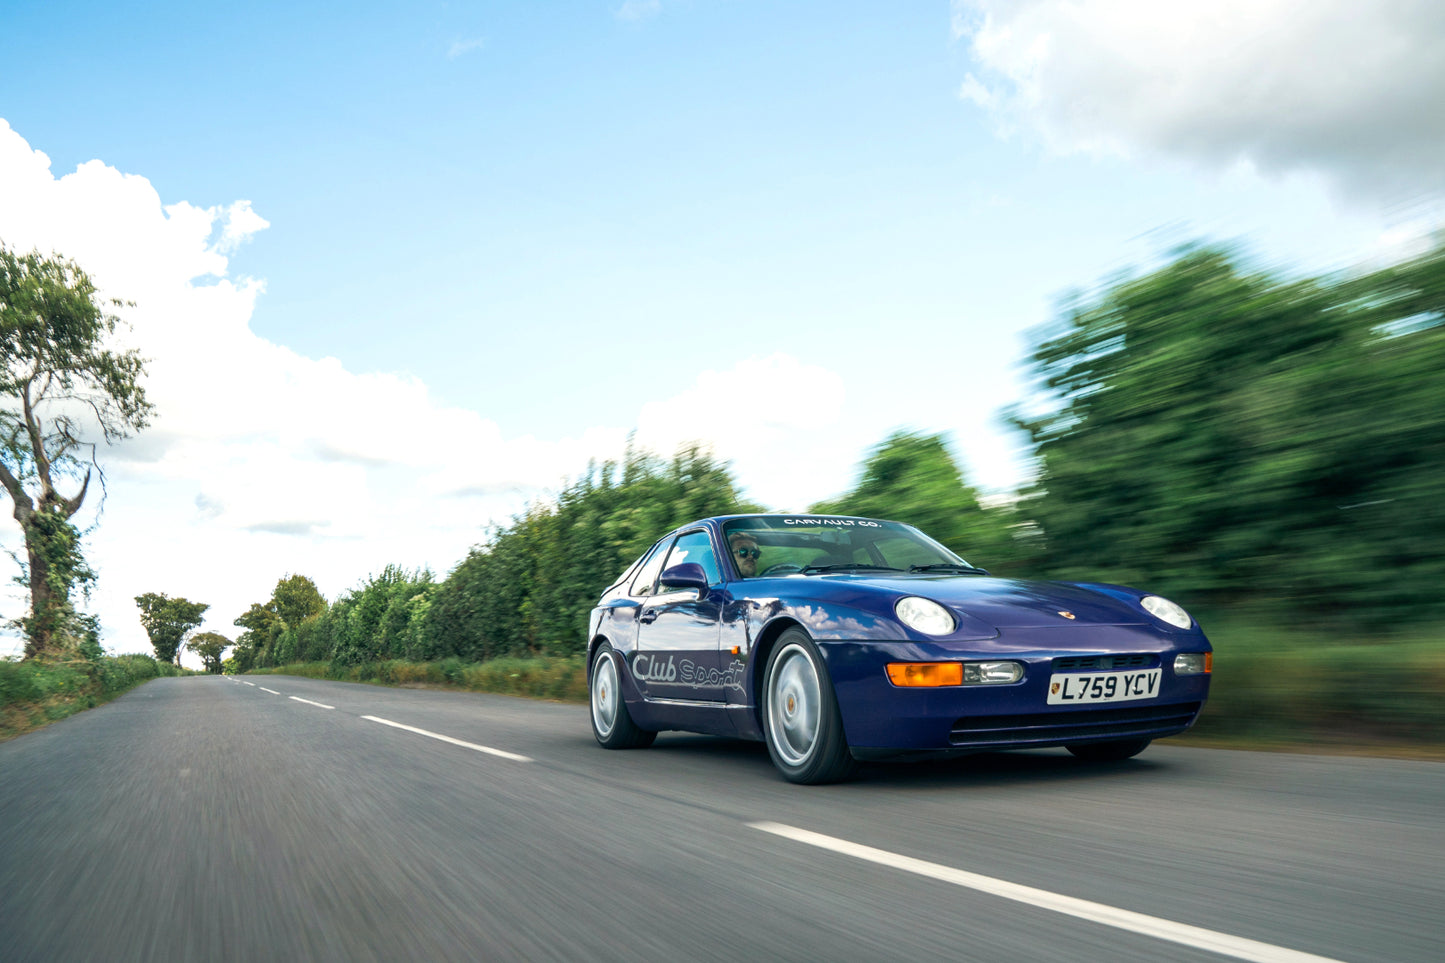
[1014,242,1444,624]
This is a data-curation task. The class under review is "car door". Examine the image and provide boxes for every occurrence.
[633,529,727,703]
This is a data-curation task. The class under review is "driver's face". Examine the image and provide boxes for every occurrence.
[731,540,760,577]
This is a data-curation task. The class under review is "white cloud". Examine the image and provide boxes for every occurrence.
[635,353,863,511]
[0,119,628,659]
[953,0,1445,200]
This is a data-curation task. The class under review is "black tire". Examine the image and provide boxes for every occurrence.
[1067,738,1151,762]
[590,644,656,749]
[761,628,856,784]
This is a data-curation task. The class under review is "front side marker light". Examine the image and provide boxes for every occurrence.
[887,662,964,687]
[1174,652,1212,675]
[886,661,1023,687]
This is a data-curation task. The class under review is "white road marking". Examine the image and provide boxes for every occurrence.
[259,687,280,695]
[748,822,1345,963]
[242,681,255,686]
[289,696,335,710]
[362,715,531,762]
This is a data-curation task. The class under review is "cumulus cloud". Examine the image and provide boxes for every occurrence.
[952,0,1445,200]
[0,118,627,655]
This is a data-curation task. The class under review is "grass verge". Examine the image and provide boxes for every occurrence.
[0,655,189,742]
[1178,614,1445,758]
[250,655,589,703]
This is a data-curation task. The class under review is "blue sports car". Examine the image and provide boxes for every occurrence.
[587,514,1212,784]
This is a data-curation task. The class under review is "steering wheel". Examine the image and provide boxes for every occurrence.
[760,563,803,576]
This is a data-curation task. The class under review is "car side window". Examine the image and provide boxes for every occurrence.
[630,538,674,597]
[664,530,721,585]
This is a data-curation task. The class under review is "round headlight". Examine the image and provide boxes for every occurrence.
[895,596,956,636]
[1141,595,1192,629]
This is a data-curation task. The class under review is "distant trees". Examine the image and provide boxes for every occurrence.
[1013,242,1445,622]
[186,632,231,674]
[231,574,325,671]
[134,593,209,665]
[1,245,153,659]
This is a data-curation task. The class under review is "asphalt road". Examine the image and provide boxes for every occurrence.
[1,676,1439,963]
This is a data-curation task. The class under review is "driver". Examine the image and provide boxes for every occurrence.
[728,532,761,578]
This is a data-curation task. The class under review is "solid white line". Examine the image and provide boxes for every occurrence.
[361,715,532,762]
[259,687,280,695]
[289,696,335,710]
[747,822,1344,963]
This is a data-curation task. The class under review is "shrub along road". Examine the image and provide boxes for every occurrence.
[1,676,1439,962]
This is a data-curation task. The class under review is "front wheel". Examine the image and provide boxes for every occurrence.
[762,629,856,784]
[590,645,656,749]
[1067,738,1151,762]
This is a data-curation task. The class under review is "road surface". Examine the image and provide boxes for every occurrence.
[1,675,1439,962]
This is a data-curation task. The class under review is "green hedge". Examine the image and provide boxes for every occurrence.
[251,655,588,703]
[1,655,185,740]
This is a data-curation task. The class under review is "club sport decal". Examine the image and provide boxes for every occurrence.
[633,653,745,691]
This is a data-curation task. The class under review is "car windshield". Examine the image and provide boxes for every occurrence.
[721,515,974,578]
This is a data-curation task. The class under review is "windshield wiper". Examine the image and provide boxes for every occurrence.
[908,563,990,575]
[800,563,904,574]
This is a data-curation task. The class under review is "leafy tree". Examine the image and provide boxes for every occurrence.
[231,601,283,671]
[135,593,209,665]
[271,574,325,629]
[186,631,231,674]
[810,430,1021,571]
[1,245,153,658]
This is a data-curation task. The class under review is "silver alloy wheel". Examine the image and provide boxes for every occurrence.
[592,651,620,739]
[767,642,821,767]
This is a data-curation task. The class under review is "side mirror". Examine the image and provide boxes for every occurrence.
[657,562,709,593]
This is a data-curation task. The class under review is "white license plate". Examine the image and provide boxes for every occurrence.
[1047,668,1161,705]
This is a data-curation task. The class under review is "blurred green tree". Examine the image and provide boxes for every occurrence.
[1,245,153,659]
[1013,242,1445,622]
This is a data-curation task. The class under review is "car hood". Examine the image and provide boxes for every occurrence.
[823,573,1151,629]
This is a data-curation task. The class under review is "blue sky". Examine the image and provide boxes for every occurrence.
[2,1,1441,660]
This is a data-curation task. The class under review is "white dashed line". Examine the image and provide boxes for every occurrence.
[289,696,335,710]
[748,822,1344,963]
[259,687,280,695]
[242,681,255,686]
[362,715,532,762]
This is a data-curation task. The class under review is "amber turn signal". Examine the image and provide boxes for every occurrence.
[886,662,964,687]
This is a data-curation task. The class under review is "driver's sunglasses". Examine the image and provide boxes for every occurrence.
[734,547,761,560]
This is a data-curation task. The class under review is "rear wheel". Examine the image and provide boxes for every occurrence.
[762,629,856,784]
[590,645,656,749]
[1067,738,1151,762]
